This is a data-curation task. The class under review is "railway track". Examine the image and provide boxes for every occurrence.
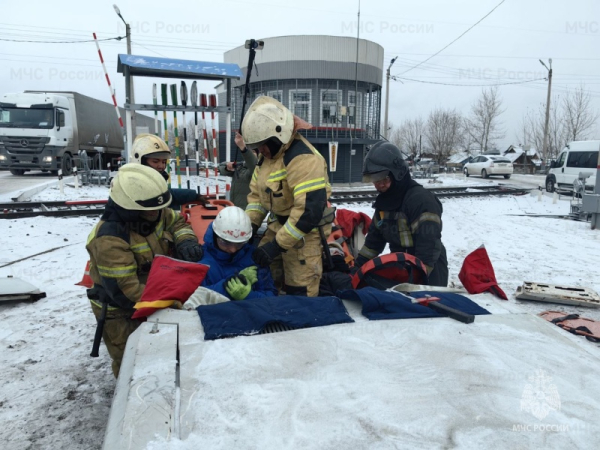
[330,184,529,204]
[0,185,530,219]
[0,200,107,219]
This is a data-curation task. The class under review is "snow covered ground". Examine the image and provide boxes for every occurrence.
[0,175,599,449]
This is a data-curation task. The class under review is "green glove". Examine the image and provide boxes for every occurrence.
[225,274,252,301]
[239,266,258,286]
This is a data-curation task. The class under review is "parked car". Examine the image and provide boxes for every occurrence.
[545,140,599,193]
[463,155,513,179]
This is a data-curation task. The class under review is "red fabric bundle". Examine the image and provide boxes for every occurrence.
[132,255,210,319]
[458,246,508,300]
[336,209,372,239]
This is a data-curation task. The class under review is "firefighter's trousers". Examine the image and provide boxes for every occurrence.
[260,222,325,297]
[91,302,141,378]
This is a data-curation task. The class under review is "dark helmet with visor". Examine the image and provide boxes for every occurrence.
[362,141,409,183]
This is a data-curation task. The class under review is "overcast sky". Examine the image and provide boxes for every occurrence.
[2,0,599,150]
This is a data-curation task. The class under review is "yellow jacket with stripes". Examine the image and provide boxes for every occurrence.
[246,133,331,250]
[86,203,197,310]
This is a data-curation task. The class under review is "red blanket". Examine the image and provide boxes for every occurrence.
[458,246,507,300]
[336,209,372,239]
[132,255,210,319]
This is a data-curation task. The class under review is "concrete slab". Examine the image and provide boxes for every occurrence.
[103,321,178,449]
[106,299,600,449]
[0,276,46,303]
[10,176,75,202]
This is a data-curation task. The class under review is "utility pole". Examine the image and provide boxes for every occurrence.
[384,56,397,139]
[540,58,552,169]
[114,4,136,158]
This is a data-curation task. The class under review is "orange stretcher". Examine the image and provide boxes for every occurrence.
[182,199,234,244]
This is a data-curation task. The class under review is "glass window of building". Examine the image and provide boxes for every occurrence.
[267,90,283,103]
[320,89,341,127]
[289,90,312,123]
[348,91,363,128]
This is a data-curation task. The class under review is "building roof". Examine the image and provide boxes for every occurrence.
[503,146,542,165]
[223,35,383,86]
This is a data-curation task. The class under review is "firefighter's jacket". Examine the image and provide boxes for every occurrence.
[358,178,448,286]
[86,199,198,310]
[246,133,331,250]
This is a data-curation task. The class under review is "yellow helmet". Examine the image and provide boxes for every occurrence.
[130,134,171,164]
[110,163,171,211]
[241,96,294,149]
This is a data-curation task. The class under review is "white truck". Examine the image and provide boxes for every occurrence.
[0,91,155,176]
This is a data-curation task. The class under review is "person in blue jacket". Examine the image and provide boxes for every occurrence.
[200,206,277,301]
[130,134,208,210]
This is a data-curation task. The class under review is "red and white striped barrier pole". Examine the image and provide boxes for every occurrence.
[209,94,219,197]
[200,94,211,196]
[93,32,126,163]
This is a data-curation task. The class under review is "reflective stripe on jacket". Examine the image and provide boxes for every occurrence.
[86,207,197,310]
[246,133,331,250]
[359,183,444,272]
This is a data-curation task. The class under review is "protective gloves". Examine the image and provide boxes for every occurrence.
[225,274,252,300]
[239,265,258,286]
[176,239,204,262]
[252,239,284,267]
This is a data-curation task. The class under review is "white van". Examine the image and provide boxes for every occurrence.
[545,140,599,193]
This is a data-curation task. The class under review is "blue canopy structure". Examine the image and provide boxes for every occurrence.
[116,53,240,159]
[117,54,241,81]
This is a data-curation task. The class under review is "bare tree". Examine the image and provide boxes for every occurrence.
[425,108,463,164]
[399,117,425,160]
[562,85,599,142]
[517,96,571,161]
[466,87,505,152]
[548,97,569,159]
[386,122,403,149]
[517,107,544,152]
[459,116,478,154]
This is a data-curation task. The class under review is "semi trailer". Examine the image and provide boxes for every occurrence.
[0,91,156,175]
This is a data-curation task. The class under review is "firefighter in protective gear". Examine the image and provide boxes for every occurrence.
[130,134,208,210]
[243,96,331,297]
[86,164,201,377]
[356,141,448,286]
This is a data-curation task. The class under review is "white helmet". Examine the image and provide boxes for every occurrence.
[212,206,252,243]
[241,96,294,149]
[110,163,172,211]
[130,134,171,164]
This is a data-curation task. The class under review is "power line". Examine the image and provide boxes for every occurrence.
[394,76,545,87]
[0,36,123,44]
[387,51,600,62]
[130,40,167,57]
[0,23,238,48]
[400,0,507,75]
